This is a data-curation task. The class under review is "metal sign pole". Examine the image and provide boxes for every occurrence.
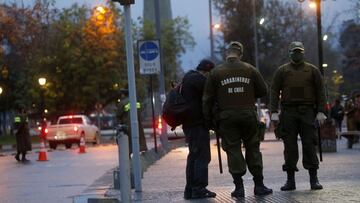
[150,75,158,153]
[123,3,142,192]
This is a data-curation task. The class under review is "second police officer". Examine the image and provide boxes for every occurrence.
[203,41,273,198]
[270,41,326,191]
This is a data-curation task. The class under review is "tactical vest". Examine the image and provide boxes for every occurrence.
[280,62,317,105]
[214,61,256,109]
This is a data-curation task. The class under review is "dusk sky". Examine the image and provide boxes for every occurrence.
[5,0,357,71]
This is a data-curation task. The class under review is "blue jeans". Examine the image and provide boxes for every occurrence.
[183,125,211,191]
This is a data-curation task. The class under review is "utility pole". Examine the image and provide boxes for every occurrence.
[316,0,324,76]
[252,0,262,119]
[209,0,215,61]
[154,0,169,149]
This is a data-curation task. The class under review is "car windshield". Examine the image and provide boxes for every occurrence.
[59,118,83,124]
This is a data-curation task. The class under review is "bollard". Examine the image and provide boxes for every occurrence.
[117,125,131,202]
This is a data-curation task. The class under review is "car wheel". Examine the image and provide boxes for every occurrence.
[65,143,72,149]
[49,142,57,150]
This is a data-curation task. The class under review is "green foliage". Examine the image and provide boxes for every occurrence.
[0,1,127,118]
[339,20,360,94]
[214,0,341,102]
[0,0,195,119]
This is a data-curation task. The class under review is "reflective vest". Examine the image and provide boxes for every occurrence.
[14,116,21,123]
[124,102,141,112]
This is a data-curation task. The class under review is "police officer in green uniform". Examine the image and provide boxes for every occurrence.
[270,41,326,191]
[203,41,273,198]
[117,90,148,154]
[14,109,31,162]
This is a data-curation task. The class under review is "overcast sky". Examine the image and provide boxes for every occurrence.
[4,0,356,71]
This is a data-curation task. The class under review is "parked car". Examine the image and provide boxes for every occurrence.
[46,115,100,149]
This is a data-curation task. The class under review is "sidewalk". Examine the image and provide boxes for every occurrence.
[75,133,360,203]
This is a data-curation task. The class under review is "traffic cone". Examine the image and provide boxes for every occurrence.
[79,135,86,154]
[37,140,48,161]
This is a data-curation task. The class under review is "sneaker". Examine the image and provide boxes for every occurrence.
[192,188,216,199]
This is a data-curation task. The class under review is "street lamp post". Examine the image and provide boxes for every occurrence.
[111,0,142,193]
[252,0,262,119]
[38,77,47,142]
[38,78,46,118]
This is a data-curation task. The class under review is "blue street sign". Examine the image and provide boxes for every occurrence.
[139,41,159,61]
[138,40,161,75]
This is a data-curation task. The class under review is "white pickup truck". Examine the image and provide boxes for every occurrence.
[46,115,100,149]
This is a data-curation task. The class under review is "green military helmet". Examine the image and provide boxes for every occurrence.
[226,41,243,59]
[289,41,305,52]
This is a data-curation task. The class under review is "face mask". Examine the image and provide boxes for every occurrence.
[289,51,304,64]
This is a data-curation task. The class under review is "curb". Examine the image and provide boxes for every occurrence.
[0,143,41,153]
[74,139,187,203]
[0,144,17,151]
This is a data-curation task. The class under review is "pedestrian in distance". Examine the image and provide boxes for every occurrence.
[14,109,32,163]
[270,41,326,191]
[181,59,217,199]
[330,98,345,133]
[203,41,273,199]
[344,91,360,147]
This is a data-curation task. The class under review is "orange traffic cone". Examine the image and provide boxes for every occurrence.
[37,140,48,161]
[79,135,86,154]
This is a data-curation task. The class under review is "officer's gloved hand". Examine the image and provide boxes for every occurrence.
[271,112,279,121]
[316,112,327,125]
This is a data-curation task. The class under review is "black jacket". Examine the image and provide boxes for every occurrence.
[182,70,206,128]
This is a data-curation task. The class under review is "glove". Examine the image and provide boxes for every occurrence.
[271,112,279,121]
[316,112,327,125]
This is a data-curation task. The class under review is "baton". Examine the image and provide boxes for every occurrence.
[215,131,223,174]
[317,121,323,162]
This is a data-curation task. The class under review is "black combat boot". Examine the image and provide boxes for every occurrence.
[281,171,296,191]
[309,169,323,190]
[254,178,273,196]
[231,174,244,198]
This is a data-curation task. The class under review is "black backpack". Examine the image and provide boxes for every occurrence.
[162,83,191,130]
